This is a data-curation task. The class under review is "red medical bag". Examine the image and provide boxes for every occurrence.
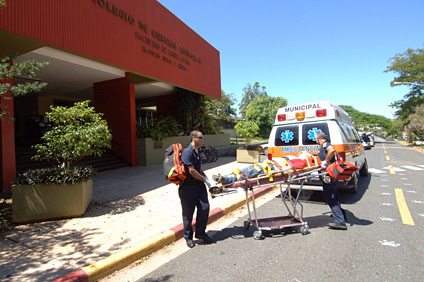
[325,152,358,181]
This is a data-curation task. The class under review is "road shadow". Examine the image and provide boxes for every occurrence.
[137,275,174,282]
[208,214,330,241]
[210,207,374,241]
[282,172,371,205]
[339,173,372,204]
[320,209,373,227]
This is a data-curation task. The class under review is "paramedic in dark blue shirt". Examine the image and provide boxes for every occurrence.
[180,130,215,248]
[316,131,347,230]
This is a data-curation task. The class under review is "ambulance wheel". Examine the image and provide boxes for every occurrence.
[244,221,251,229]
[253,230,264,240]
[348,174,358,194]
[359,159,368,177]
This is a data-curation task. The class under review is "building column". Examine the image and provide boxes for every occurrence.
[93,73,137,166]
[0,91,16,193]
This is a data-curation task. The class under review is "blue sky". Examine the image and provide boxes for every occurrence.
[157,0,424,119]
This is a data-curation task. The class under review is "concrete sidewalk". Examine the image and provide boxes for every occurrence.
[0,156,273,282]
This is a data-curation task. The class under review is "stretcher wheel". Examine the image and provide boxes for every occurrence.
[300,225,309,235]
[243,221,251,229]
[253,230,264,240]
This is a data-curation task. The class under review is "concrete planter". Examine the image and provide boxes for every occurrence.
[137,134,230,166]
[12,179,93,223]
[237,148,261,163]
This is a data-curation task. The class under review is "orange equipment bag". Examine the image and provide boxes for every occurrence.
[326,152,358,181]
[164,143,187,185]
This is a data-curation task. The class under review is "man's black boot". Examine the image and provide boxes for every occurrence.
[186,239,195,248]
[195,234,215,244]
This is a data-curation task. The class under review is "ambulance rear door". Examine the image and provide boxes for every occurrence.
[268,121,331,158]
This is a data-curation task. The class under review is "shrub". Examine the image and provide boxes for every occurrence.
[15,100,111,185]
[136,115,181,141]
[234,120,260,148]
[32,100,112,168]
[14,166,96,185]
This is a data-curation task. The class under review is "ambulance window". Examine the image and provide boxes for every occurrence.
[275,126,299,146]
[340,122,355,142]
[302,123,330,145]
[350,125,361,142]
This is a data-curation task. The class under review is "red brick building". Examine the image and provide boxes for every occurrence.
[0,0,221,192]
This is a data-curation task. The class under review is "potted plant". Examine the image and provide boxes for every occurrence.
[234,120,261,163]
[12,100,112,223]
[136,115,181,142]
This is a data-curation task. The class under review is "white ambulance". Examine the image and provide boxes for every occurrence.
[267,101,368,193]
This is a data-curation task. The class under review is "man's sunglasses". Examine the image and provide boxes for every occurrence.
[195,136,203,139]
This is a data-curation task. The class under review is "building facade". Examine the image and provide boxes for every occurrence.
[0,0,221,192]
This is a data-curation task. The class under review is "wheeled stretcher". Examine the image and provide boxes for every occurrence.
[209,157,329,239]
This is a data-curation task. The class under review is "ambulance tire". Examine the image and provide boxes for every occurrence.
[359,159,368,177]
[347,174,358,194]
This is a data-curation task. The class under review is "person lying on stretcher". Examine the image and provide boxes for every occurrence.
[212,151,322,185]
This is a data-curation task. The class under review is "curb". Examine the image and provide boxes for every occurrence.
[51,185,276,282]
[397,140,424,153]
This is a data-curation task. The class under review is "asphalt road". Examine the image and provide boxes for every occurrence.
[102,139,424,282]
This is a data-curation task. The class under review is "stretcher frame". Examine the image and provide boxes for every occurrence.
[211,161,328,239]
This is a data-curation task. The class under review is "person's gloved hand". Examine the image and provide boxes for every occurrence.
[320,161,327,168]
[204,176,211,188]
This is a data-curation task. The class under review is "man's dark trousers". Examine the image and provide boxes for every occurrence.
[322,181,346,224]
[178,182,210,240]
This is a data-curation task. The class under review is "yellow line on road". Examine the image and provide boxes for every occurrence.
[386,155,390,161]
[388,165,395,174]
[395,188,415,226]
[384,150,387,153]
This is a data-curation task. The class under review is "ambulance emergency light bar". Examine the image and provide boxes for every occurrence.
[275,101,351,123]
[277,108,331,122]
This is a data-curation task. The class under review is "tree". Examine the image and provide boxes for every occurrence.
[32,100,112,168]
[174,88,220,135]
[239,82,267,119]
[389,86,424,120]
[386,118,405,140]
[409,104,424,141]
[246,93,287,138]
[0,56,49,97]
[339,105,392,135]
[1,0,49,119]
[385,48,424,119]
[206,90,237,122]
[234,120,259,147]
[385,48,424,85]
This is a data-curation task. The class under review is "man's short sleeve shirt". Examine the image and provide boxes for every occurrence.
[181,144,202,182]
[318,141,336,164]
